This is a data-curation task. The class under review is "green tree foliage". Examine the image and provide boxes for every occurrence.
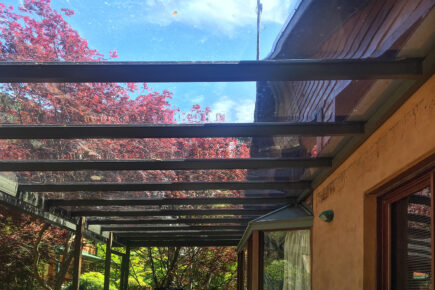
[0,1,243,288]
[64,272,117,290]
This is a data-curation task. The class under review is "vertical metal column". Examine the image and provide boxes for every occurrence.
[120,246,131,290]
[72,216,85,290]
[119,255,125,290]
[104,232,113,290]
[123,246,131,290]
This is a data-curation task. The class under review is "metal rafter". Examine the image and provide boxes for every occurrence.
[114,231,244,238]
[127,240,239,247]
[18,180,311,192]
[46,197,292,207]
[0,58,422,83]
[87,217,253,225]
[70,208,273,217]
[0,122,364,139]
[102,225,246,231]
[0,157,331,171]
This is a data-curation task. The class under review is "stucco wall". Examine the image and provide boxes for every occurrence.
[312,75,435,290]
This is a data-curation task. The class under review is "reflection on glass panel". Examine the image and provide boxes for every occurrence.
[263,230,310,290]
[0,1,288,62]
[391,186,432,290]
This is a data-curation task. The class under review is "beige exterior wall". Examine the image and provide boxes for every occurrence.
[312,75,435,290]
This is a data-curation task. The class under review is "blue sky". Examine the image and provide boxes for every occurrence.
[18,0,296,122]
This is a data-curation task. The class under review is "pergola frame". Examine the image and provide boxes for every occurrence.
[18,180,311,192]
[0,57,429,289]
[87,217,253,225]
[0,157,332,171]
[0,58,422,83]
[46,197,292,207]
[0,121,365,138]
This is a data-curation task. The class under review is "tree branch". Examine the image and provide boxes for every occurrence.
[147,247,160,288]
[32,223,52,290]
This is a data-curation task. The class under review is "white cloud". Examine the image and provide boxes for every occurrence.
[212,96,254,122]
[111,0,291,35]
[190,95,204,104]
[235,98,255,122]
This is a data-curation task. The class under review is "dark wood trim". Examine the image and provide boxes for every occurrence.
[251,231,260,290]
[103,232,113,290]
[0,59,421,83]
[258,231,264,290]
[72,217,85,290]
[247,236,253,290]
[372,154,435,198]
[378,168,434,289]
[381,173,431,204]
[237,251,245,290]
[431,170,434,289]
[0,122,364,139]
[310,228,313,289]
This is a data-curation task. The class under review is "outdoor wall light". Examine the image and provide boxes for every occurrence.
[319,210,334,222]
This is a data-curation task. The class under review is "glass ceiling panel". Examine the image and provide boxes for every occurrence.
[0,0,289,61]
[2,0,431,62]
[0,82,257,125]
[1,0,432,215]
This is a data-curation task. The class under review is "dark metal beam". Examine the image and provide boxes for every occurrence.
[72,217,85,290]
[70,208,272,217]
[0,59,422,83]
[0,157,332,171]
[120,246,130,290]
[114,231,244,238]
[123,237,242,242]
[111,250,125,257]
[120,237,242,242]
[18,180,311,192]
[87,217,253,225]
[47,197,291,207]
[103,232,113,290]
[127,240,239,247]
[102,225,246,231]
[0,122,364,139]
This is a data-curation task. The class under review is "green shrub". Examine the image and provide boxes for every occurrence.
[64,272,116,290]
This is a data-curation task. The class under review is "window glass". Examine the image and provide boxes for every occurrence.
[263,229,310,290]
[391,186,432,290]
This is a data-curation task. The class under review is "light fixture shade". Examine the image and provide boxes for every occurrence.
[319,210,334,222]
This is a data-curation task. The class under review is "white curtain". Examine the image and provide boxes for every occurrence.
[283,229,311,290]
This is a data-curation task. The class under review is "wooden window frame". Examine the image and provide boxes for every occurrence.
[378,169,435,290]
[259,227,313,290]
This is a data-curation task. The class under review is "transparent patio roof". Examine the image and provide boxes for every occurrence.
[0,0,433,246]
